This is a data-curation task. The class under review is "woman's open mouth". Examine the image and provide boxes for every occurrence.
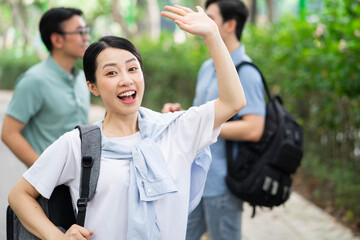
[117,90,137,104]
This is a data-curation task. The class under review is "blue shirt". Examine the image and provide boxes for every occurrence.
[6,55,90,154]
[193,45,266,197]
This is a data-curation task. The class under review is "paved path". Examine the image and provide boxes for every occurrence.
[1,90,359,240]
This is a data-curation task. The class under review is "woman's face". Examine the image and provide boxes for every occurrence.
[87,47,144,118]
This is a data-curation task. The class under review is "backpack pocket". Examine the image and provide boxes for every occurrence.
[272,141,302,174]
[269,114,303,174]
[245,165,292,207]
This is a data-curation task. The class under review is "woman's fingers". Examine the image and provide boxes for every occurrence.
[160,11,182,22]
[164,5,189,16]
[195,6,205,13]
[65,224,93,240]
[173,5,193,13]
[162,4,217,38]
[174,20,190,32]
[161,5,199,22]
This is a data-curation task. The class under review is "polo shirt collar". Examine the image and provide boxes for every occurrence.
[45,55,80,82]
[230,44,247,65]
[210,44,247,70]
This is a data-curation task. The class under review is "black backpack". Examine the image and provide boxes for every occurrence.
[226,62,303,216]
[6,125,101,240]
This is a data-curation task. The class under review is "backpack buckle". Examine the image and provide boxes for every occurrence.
[82,156,93,168]
[77,198,88,212]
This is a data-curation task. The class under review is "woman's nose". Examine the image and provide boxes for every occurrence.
[118,74,133,86]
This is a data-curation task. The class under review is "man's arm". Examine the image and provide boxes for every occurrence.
[219,114,265,142]
[1,115,39,167]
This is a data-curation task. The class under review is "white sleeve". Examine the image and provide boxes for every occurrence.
[171,100,221,160]
[23,129,81,199]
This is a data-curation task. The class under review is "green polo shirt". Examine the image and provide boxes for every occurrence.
[6,55,90,154]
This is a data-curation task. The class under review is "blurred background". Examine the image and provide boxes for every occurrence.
[0,0,359,236]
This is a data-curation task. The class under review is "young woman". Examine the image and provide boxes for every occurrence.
[8,5,246,240]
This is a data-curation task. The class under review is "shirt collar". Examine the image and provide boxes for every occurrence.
[45,55,80,82]
[230,44,248,65]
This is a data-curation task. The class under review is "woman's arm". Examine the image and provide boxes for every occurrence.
[9,178,93,240]
[161,5,246,129]
[9,178,65,239]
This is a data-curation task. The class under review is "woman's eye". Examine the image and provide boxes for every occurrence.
[106,71,116,76]
[129,67,138,72]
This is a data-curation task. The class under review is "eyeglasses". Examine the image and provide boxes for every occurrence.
[59,27,90,37]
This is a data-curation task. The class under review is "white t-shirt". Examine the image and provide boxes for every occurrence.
[24,101,220,240]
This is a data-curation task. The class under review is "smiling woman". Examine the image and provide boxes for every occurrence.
[84,39,145,128]
[8,4,246,240]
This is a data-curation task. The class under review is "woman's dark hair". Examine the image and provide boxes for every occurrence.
[39,7,83,52]
[83,36,143,84]
[205,0,248,41]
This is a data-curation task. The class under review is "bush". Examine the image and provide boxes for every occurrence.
[242,0,360,231]
[0,51,41,89]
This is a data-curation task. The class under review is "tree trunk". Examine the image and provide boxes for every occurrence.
[111,0,132,38]
[4,0,44,59]
[137,0,147,35]
[266,0,274,22]
[1,27,8,51]
[147,0,160,39]
[249,0,257,23]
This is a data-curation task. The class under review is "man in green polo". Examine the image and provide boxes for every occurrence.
[1,7,91,167]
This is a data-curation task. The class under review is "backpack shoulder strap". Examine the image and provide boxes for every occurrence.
[226,61,272,173]
[235,61,272,101]
[75,125,101,227]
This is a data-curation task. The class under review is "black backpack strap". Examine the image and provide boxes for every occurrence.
[226,61,272,169]
[6,206,14,240]
[75,125,101,227]
[235,61,272,102]
[226,139,234,175]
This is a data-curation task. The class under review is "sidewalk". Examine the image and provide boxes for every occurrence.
[1,89,359,240]
[242,193,359,240]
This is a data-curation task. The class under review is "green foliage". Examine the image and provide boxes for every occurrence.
[242,0,360,228]
[0,51,41,89]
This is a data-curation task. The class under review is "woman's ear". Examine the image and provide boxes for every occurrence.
[87,81,100,96]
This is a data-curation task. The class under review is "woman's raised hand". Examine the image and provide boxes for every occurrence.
[161,5,218,40]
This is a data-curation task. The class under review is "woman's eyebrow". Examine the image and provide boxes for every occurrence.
[102,63,117,70]
[125,57,137,64]
[102,58,137,70]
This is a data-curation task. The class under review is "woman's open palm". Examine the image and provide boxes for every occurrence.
[161,5,218,39]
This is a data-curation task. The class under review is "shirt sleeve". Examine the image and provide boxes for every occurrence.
[23,129,80,199]
[174,100,221,160]
[6,74,43,124]
[237,65,266,117]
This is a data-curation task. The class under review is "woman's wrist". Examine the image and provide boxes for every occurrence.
[204,30,222,48]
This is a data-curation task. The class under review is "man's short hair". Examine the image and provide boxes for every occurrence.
[205,0,248,41]
[39,7,83,52]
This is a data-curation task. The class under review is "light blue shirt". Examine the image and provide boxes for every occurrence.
[6,55,90,154]
[193,45,266,197]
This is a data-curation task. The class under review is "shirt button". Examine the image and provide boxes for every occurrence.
[147,188,152,193]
